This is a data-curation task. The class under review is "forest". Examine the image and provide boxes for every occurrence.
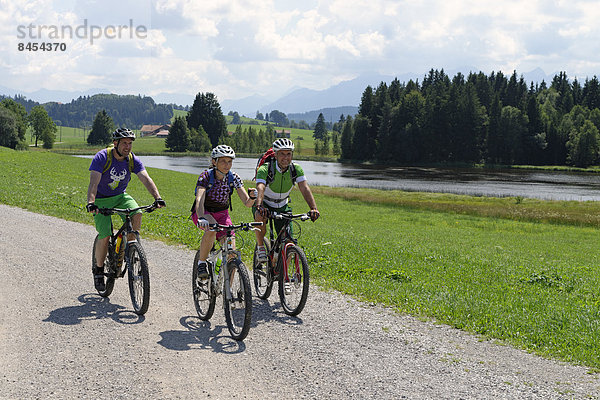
[340,70,600,167]
[0,93,173,129]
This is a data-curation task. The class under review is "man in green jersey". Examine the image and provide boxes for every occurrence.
[253,138,320,262]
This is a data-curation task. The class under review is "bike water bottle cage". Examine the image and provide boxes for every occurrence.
[102,146,134,174]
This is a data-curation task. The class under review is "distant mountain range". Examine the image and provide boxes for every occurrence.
[287,107,360,124]
[223,68,558,117]
[0,67,559,122]
[0,85,116,104]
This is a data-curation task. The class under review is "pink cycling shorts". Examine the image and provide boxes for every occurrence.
[193,209,233,240]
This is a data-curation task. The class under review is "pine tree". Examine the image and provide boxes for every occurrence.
[313,113,327,140]
[340,116,353,159]
[583,76,600,110]
[351,115,371,160]
[189,126,212,153]
[486,95,503,164]
[331,131,341,156]
[166,116,191,152]
[87,110,114,145]
[187,92,227,148]
[524,95,547,164]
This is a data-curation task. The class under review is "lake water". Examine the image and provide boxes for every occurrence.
[78,155,600,201]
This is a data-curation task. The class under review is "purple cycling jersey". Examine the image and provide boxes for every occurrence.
[196,169,243,210]
[89,149,145,198]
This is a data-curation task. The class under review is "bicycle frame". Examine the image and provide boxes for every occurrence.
[99,204,156,277]
[205,222,262,298]
[194,221,261,340]
[268,213,309,280]
[252,211,311,316]
[93,203,158,315]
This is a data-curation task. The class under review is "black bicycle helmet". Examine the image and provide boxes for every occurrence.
[112,128,136,141]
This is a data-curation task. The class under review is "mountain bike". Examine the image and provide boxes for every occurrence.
[192,221,262,341]
[253,212,311,316]
[92,204,158,315]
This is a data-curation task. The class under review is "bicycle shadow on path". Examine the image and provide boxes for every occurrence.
[250,298,305,328]
[156,300,305,354]
[157,316,246,354]
[43,293,145,326]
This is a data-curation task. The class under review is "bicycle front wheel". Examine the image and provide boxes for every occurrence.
[279,245,309,316]
[127,242,150,315]
[92,234,115,297]
[224,259,252,341]
[253,242,273,299]
[192,250,215,320]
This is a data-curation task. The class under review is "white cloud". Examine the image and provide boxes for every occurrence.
[2,0,600,102]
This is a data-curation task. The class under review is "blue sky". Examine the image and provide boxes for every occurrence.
[1,0,600,104]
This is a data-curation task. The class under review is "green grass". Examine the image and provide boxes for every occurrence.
[172,109,187,120]
[3,146,600,369]
[47,120,323,157]
[46,128,168,155]
[311,186,600,227]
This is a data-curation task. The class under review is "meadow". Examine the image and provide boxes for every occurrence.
[3,147,600,370]
[46,120,324,158]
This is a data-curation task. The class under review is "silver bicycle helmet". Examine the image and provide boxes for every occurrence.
[112,127,136,141]
[272,138,295,152]
[211,144,236,159]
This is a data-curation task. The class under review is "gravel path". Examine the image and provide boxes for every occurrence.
[0,204,598,399]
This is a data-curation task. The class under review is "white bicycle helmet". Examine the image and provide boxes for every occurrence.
[272,138,295,152]
[211,144,236,159]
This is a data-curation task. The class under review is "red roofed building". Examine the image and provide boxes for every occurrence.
[140,124,171,137]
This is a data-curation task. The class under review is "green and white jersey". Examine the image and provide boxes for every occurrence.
[256,162,306,208]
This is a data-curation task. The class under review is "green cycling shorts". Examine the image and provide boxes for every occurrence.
[93,193,140,238]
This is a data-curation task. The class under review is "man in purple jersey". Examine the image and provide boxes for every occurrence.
[86,128,165,291]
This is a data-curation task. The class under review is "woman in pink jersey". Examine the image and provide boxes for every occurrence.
[191,145,257,278]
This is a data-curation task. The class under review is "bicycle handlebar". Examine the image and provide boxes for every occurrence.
[97,203,158,216]
[207,221,263,232]
[270,212,310,221]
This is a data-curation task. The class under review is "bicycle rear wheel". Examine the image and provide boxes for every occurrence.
[279,245,309,316]
[192,249,215,320]
[253,242,273,299]
[127,242,150,315]
[224,259,252,341]
[92,235,115,297]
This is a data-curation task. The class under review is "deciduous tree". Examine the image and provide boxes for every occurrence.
[0,107,19,149]
[29,105,57,148]
[567,120,599,167]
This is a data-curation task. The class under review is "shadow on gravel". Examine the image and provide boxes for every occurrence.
[157,316,246,354]
[43,293,145,325]
[250,299,304,327]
